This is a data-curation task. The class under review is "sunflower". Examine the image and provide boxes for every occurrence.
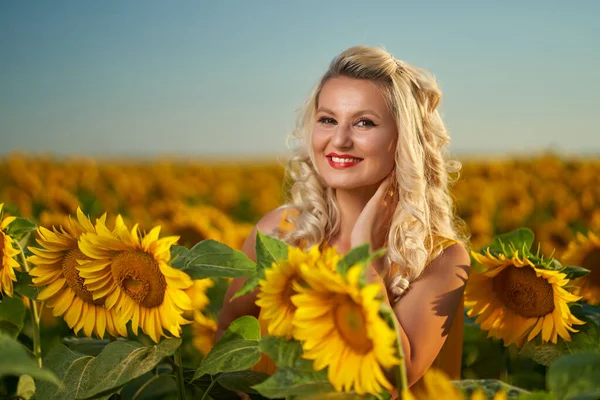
[562,231,600,305]
[27,209,127,338]
[192,310,218,356]
[292,265,400,395]
[78,215,193,343]
[534,220,574,259]
[186,278,214,311]
[408,368,507,400]
[255,245,340,339]
[465,248,585,347]
[0,203,21,297]
[160,206,225,249]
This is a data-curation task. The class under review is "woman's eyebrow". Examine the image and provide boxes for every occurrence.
[316,107,381,119]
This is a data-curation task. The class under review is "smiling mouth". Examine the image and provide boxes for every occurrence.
[326,154,363,169]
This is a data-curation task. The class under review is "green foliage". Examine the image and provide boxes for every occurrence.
[253,336,390,399]
[252,335,332,398]
[13,269,39,299]
[520,305,600,367]
[453,379,530,398]
[561,266,591,280]
[36,338,181,400]
[178,240,256,279]
[252,368,333,399]
[0,295,26,337]
[170,245,189,269]
[516,392,557,399]
[61,337,110,357]
[0,332,60,385]
[337,244,370,276]
[15,374,36,400]
[205,277,231,318]
[486,228,535,256]
[547,353,600,400]
[5,217,37,242]
[462,316,548,391]
[259,335,313,370]
[119,373,177,400]
[233,230,288,300]
[215,370,270,394]
[193,316,261,379]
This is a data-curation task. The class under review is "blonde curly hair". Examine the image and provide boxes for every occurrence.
[278,45,470,302]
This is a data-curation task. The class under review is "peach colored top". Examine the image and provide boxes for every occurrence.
[251,211,464,390]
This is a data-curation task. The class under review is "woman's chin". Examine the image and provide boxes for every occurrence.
[325,179,372,191]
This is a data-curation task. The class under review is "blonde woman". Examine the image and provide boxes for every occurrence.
[217,45,471,390]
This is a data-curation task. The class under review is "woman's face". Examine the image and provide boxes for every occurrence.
[312,76,398,191]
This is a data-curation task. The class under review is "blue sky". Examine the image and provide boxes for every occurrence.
[1,1,599,157]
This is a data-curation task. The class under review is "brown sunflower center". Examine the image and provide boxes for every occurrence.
[581,248,600,287]
[0,231,5,256]
[493,265,555,318]
[281,277,297,308]
[334,297,373,354]
[111,250,166,307]
[62,248,105,305]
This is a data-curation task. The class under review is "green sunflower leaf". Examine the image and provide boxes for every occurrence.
[452,379,530,398]
[251,367,333,399]
[181,239,256,279]
[546,259,564,271]
[232,275,261,301]
[215,370,270,394]
[5,217,37,242]
[485,228,535,256]
[575,303,600,327]
[0,294,27,337]
[14,269,39,300]
[547,353,600,400]
[0,332,60,385]
[169,245,189,269]
[36,338,181,400]
[514,392,557,400]
[561,266,591,280]
[519,314,600,366]
[255,230,288,270]
[338,243,370,276]
[259,335,313,370]
[232,230,288,300]
[193,315,261,379]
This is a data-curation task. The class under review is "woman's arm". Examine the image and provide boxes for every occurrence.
[367,244,470,386]
[216,208,285,340]
[354,175,471,386]
[393,244,469,386]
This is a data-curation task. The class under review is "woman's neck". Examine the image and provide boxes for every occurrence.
[329,185,378,253]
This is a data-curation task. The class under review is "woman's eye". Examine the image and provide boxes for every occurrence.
[356,118,376,128]
[317,117,336,125]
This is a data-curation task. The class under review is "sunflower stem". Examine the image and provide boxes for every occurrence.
[174,347,186,400]
[200,379,215,400]
[15,240,43,368]
[392,319,409,399]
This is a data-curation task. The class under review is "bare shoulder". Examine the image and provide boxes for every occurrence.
[255,207,287,236]
[240,207,287,262]
[424,242,471,281]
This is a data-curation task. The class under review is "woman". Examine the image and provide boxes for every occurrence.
[217,45,471,389]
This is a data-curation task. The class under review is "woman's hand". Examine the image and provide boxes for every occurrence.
[350,172,397,251]
[350,172,397,279]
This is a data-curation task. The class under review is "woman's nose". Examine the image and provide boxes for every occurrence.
[331,124,353,149]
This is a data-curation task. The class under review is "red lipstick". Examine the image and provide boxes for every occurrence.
[326,153,363,169]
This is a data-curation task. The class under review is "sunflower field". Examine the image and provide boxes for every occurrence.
[0,152,599,400]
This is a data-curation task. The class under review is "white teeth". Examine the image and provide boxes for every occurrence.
[331,156,361,163]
